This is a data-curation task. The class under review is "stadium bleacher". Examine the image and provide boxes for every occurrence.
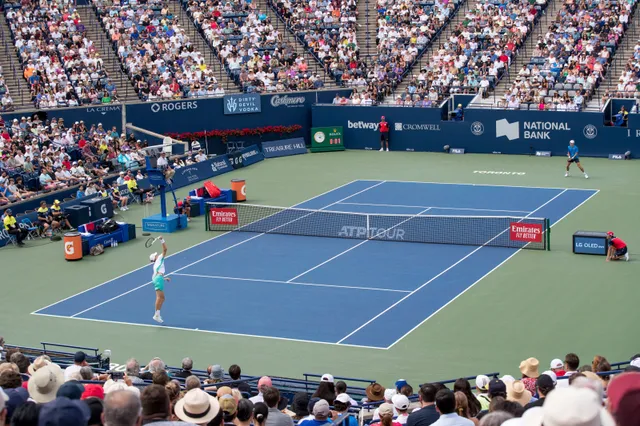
[0,340,638,425]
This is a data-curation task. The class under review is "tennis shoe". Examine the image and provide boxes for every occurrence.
[584,173,589,179]
[379,148,384,152]
[386,148,389,152]
[153,314,163,324]
[565,172,569,177]
[625,252,629,261]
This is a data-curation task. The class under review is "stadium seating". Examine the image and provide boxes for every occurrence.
[94,0,221,100]
[499,0,637,110]
[4,1,117,108]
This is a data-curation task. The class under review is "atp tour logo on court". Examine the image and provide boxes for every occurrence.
[211,208,239,225]
[509,223,543,243]
[338,226,406,241]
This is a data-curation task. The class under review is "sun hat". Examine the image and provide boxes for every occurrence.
[507,380,532,407]
[28,363,65,403]
[524,387,615,426]
[520,358,541,378]
[28,356,51,375]
[210,365,224,380]
[175,389,220,424]
[366,383,385,402]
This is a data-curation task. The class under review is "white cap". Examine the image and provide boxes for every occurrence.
[631,358,640,368]
[550,359,563,369]
[320,374,334,383]
[476,375,490,391]
[150,253,157,262]
[569,139,575,144]
[384,388,397,401]
[501,375,515,385]
[335,393,350,404]
[391,394,410,410]
[542,371,557,384]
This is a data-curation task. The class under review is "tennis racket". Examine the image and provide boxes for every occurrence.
[145,237,163,248]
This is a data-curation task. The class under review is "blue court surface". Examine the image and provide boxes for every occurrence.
[34,180,598,349]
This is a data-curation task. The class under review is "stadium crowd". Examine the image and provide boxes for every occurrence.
[5,1,119,109]
[497,0,636,110]
[612,37,640,99]
[94,0,225,100]
[0,344,638,426]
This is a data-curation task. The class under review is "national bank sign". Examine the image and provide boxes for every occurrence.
[493,119,572,140]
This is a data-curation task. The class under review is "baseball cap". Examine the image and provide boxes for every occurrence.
[384,388,397,401]
[395,379,408,390]
[536,374,555,389]
[475,375,490,391]
[38,397,91,426]
[378,403,394,417]
[74,352,86,363]
[81,384,105,400]
[312,399,330,418]
[5,387,28,420]
[149,252,157,262]
[335,393,350,404]
[57,381,84,400]
[220,394,237,416]
[392,394,410,411]
[488,379,506,396]
[320,374,334,383]
[550,359,563,369]
[607,231,614,237]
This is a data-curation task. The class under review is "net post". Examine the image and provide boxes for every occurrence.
[546,218,551,250]
[205,203,209,231]
[366,214,371,239]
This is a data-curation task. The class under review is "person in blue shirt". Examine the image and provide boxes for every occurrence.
[565,140,588,178]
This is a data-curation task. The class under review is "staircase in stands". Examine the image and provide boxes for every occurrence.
[167,1,241,93]
[255,0,339,89]
[0,13,35,110]
[356,0,378,63]
[469,0,563,108]
[586,11,640,111]
[384,0,470,103]
[78,6,140,103]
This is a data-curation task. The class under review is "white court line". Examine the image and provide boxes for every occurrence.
[336,189,568,345]
[68,180,387,318]
[32,313,388,351]
[32,179,363,315]
[357,179,600,192]
[385,189,600,349]
[287,207,432,283]
[338,202,531,214]
[172,273,411,293]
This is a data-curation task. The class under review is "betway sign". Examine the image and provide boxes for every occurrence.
[347,120,379,131]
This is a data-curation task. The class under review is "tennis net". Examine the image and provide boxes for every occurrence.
[205,203,550,250]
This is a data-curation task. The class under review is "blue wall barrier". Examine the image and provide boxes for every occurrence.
[2,105,122,132]
[311,105,637,157]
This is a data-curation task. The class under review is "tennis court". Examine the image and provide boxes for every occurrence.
[33,180,598,349]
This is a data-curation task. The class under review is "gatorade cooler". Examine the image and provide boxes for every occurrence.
[231,179,246,202]
[64,232,83,261]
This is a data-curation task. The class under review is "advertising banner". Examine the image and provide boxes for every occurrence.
[223,94,261,115]
[311,127,345,152]
[262,138,308,158]
[239,144,264,167]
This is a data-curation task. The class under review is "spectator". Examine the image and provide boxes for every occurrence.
[333,394,357,426]
[474,376,491,411]
[152,372,170,387]
[263,387,293,426]
[84,398,104,426]
[175,389,221,425]
[519,358,540,395]
[185,376,202,392]
[140,358,165,381]
[557,353,581,388]
[311,380,335,405]
[524,374,555,411]
[9,354,29,375]
[453,392,478,426]
[173,358,195,379]
[235,399,254,426]
[64,352,88,381]
[254,403,269,426]
[140,384,170,424]
[249,377,272,404]
[453,379,481,417]
[103,390,142,426]
[290,393,310,421]
[506,381,533,407]
[370,403,400,426]
[431,389,474,426]
[407,384,438,426]
[298,399,332,426]
[221,395,238,426]
[228,365,251,394]
[124,359,144,385]
[11,401,41,426]
[205,365,225,387]
[0,371,22,390]
[549,359,566,378]
[391,394,410,425]
[477,412,512,426]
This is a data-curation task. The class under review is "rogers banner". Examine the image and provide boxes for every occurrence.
[509,222,543,243]
[210,208,239,225]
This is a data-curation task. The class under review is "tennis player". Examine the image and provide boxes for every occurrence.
[565,140,588,178]
[606,231,629,262]
[150,237,171,323]
[379,116,390,152]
